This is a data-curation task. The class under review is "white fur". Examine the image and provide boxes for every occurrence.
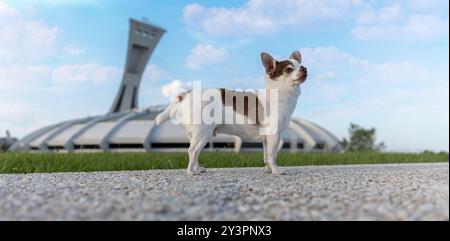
[156,51,307,175]
[155,101,178,125]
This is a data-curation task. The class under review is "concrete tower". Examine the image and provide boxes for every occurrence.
[109,18,165,113]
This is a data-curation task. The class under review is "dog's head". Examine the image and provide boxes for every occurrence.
[261,51,307,87]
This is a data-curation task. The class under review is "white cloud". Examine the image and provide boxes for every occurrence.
[352,15,449,40]
[408,0,449,12]
[0,101,33,123]
[143,64,166,82]
[298,47,423,106]
[372,62,429,84]
[11,0,104,8]
[0,0,17,16]
[140,65,177,106]
[51,63,121,86]
[352,3,449,40]
[357,4,402,25]
[403,14,449,38]
[301,46,369,71]
[378,4,403,22]
[0,65,51,90]
[63,45,85,56]
[0,1,60,63]
[299,46,437,97]
[186,43,228,69]
[182,3,204,22]
[0,63,125,92]
[161,80,192,98]
[0,63,167,91]
[183,0,355,37]
[315,71,337,81]
[0,1,123,91]
[182,1,449,41]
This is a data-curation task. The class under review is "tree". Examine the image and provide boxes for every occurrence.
[339,123,385,152]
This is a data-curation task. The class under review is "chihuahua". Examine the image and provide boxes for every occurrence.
[156,51,307,175]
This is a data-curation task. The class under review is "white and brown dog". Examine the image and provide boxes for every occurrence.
[156,51,307,175]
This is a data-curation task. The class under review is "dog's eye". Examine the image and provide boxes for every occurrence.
[285,68,293,73]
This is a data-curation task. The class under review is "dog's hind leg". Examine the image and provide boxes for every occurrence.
[187,125,215,176]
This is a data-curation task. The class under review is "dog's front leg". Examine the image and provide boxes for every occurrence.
[187,145,199,176]
[266,134,284,175]
[188,134,206,174]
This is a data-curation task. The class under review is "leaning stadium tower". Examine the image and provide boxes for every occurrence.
[10,19,341,153]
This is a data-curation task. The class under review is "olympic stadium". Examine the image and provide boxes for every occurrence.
[9,19,341,153]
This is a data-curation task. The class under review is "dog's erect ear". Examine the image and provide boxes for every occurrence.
[290,50,302,64]
[261,52,276,75]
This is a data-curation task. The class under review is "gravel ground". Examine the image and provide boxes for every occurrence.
[0,163,448,221]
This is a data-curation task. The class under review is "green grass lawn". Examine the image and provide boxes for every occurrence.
[0,151,448,174]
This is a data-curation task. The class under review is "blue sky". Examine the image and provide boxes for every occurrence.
[0,0,448,152]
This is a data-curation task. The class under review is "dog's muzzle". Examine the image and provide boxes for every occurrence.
[295,66,308,83]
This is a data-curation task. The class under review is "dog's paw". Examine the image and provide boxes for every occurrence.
[271,169,285,175]
[265,165,272,173]
[272,170,284,176]
[187,169,202,176]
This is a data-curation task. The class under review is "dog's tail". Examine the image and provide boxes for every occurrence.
[155,92,187,125]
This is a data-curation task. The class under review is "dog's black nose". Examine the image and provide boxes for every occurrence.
[300,66,307,76]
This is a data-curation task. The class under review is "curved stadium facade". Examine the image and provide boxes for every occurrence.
[10,19,341,153]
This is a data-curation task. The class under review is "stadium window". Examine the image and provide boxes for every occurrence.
[109,144,143,149]
[315,143,325,149]
[212,142,235,148]
[131,87,137,109]
[282,143,290,149]
[151,143,190,148]
[74,145,100,150]
[48,146,64,150]
[241,142,263,148]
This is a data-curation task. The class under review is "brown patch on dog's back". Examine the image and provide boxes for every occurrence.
[219,88,264,125]
[220,88,226,105]
[270,60,293,79]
